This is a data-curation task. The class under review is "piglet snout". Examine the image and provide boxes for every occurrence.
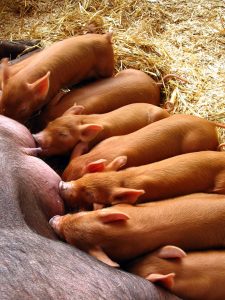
[59,181,79,208]
[32,133,42,146]
[59,180,71,191]
[33,133,51,153]
[49,215,63,237]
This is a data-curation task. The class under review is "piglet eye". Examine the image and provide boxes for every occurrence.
[58,130,69,137]
[19,107,27,114]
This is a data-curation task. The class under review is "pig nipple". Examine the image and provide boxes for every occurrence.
[24,147,42,156]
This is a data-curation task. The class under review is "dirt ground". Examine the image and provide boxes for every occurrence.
[0,0,225,138]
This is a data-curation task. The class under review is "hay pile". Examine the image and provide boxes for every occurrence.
[1,0,225,139]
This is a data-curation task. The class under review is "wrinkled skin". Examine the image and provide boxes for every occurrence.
[50,194,225,264]
[0,33,114,123]
[34,103,169,156]
[62,114,219,181]
[0,115,64,222]
[126,247,225,300]
[36,68,162,129]
[0,115,177,299]
[60,150,225,209]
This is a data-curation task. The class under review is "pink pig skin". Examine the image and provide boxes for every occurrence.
[33,103,169,156]
[0,33,114,123]
[62,114,222,181]
[49,193,225,266]
[126,247,225,300]
[37,68,162,128]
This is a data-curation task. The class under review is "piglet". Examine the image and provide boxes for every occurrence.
[50,193,225,266]
[0,33,114,123]
[62,114,224,181]
[60,150,225,208]
[0,117,174,300]
[33,103,169,156]
[36,69,160,128]
[126,247,225,300]
[37,69,185,129]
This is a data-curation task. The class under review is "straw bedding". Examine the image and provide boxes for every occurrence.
[0,0,225,139]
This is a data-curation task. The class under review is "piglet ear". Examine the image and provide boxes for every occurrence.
[93,203,105,210]
[50,90,66,105]
[111,187,145,205]
[79,124,103,142]
[27,71,50,100]
[98,209,130,223]
[157,245,187,259]
[105,31,113,43]
[86,159,107,173]
[63,104,85,116]
[88,245,119,267]
[70,141,88,159]
[146,273,175,290]
[86,156,127,173]
[1,58,10,89]
[106,156,127,171]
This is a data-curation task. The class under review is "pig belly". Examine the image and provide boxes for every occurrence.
[0,115,178,300]
[0,230,179,300]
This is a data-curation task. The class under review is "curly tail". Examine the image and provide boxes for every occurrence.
[218,143,225,151]
[157,74,188,86]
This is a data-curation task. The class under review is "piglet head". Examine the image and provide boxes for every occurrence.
[59,172,145,210]
[59,181,81,209]
[33,107,103,156]
[127,245,186,291]
[33,114,80,156]
[0,58,50,122]
[49,207,130,267]
[59,180,92,210]
[145,246,186,289]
